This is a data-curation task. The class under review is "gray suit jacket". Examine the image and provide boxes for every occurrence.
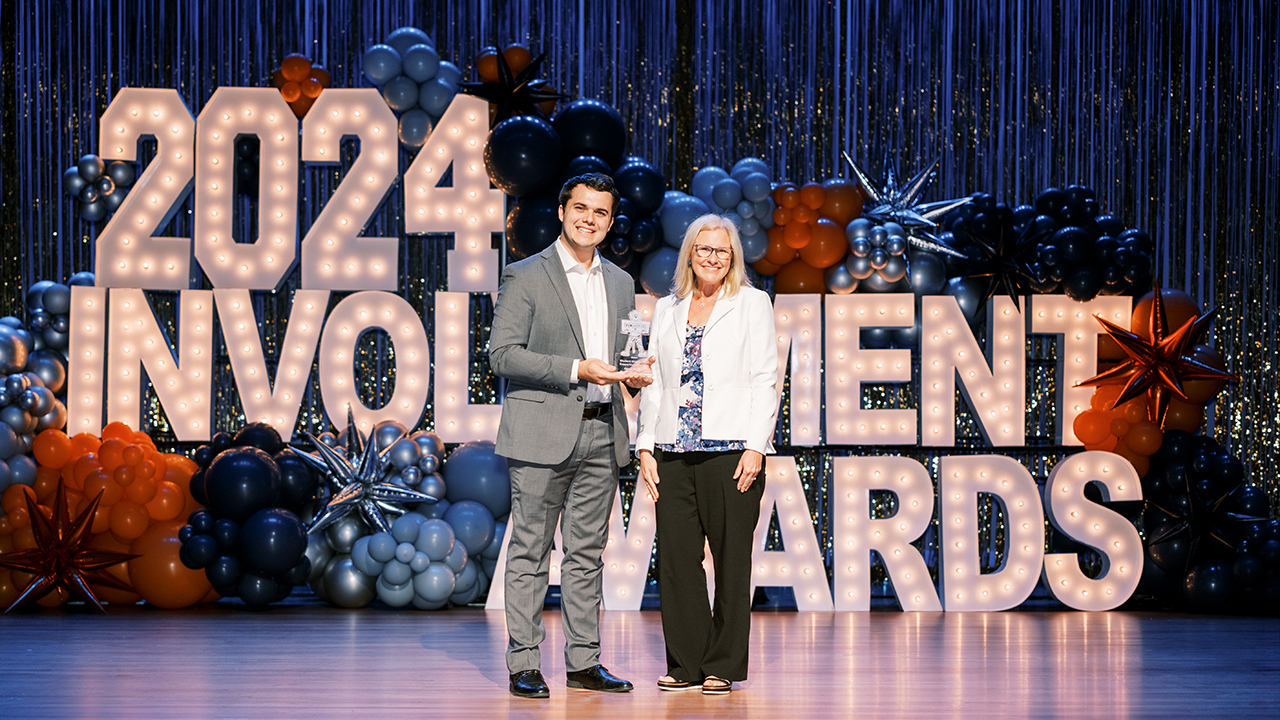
[489,242,635,467]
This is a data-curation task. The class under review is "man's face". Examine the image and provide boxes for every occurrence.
[559,184,616,252]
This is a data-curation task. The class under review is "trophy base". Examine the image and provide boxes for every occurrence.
[618,354,647,372]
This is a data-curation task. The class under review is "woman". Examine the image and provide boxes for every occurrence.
[635,214,778,696]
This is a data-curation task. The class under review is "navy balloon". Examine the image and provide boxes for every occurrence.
[640,247,680,297]
[240,508,308,575]
[274,450,319,509]
[630,217,661,253]
[908,253,948,296]
[442,440,512,518]
[505,195,563,260]
[234,422,284,455]
[944,277,987,325]
[238,573,280,606]
[614,163,666,215]
[552,99,627,167]
[204,447,281,522]
[562,155,612,182]
[484,115,563,198]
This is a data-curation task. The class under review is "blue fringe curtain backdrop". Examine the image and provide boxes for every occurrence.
[0,1,1275,597]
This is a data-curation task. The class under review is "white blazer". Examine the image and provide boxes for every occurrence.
[635,286,779,455]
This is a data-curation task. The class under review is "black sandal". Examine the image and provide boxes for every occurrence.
[657,675,698,691]
[702,676,732,695]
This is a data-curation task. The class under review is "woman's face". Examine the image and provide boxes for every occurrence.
[690,228,733,289]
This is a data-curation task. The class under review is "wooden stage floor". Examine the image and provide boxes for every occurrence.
[0,602,1276,719]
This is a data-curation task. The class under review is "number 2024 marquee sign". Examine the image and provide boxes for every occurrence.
[68,87,1146,613]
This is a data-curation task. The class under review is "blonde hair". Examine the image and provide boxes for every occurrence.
[671,214,752,299]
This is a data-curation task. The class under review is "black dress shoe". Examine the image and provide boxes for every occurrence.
[565,664,633,693]
[510,669,550,698]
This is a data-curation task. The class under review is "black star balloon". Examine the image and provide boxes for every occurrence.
[289,412,438,535]
[950,210,1051,310]
[0,482,138,613]
[459,50,568,123]
[842,149,971,258]
[1078,287,1236,427]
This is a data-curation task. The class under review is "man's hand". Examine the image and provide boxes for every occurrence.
[578,358,630,385]
[638,450,660,500]
[622,356,656,388]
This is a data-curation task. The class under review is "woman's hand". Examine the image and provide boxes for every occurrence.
[733,449,763,492]
[638,450,660,500]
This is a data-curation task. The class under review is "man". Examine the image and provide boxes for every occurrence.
[489,173,654,699]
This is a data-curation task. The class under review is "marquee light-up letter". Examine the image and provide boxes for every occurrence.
[215,289,329,441]
[67,287,108,435]
[433,292,500,442]
[317,291,431,434]
[97,88,195,290]
[194,88,299,290]
[832,456,941,611]
[921,296,1026,446]
[750,456,833,610]
[403,95,505,292]
[1030,296,1132,444]
[1042,451,1143,610]
[825,294,916,445]
[602,484,657,610]
[772,295,822,445]
[624,294,657,444]
[106,289,213,441]
[300,90,399,290]
[939,455,1045,611]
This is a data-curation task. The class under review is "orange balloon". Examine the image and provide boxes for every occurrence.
[289,94,316,117]
[33,430,72,469]
[122,444,144,467]
[798,182,825,210]
[33,466,61,503]
[110,500,151,540]
[1123,420,1164,456]
[146,481,186,522]
[1,485,36,515]
[72,453,101,488]
[35,585,70,608]
[502,43,533,75]
[137,460,157,480]
[775,184,800,209]
[1073,409,1111,445]
[0,569,16,608]
[271,68,287,89]
[764,226,798,265]
[300,77,323,99]
[782,222,812,250]
[128,520,213,609]
[1132,289,1201,339]
[1112,446,1150,478]
[772,206,793,226]
[752,258,782,276]
[125,476,157,505]
[280,53,312,83]
[1162,398,1205,434]
[83,469,124,507]
[1098,335,1126,361]
[819,178,863,226]
[86,533,142,605]
[791,204,814,224]
[99,438,127,472]
[799,218,848,269]
[1181,345,1227,403]
[1121,398,1149,424]
[476,46,500,82]
[774,259,826,294]
[163,454,200,485]
[310,65,332,89]
[0,516,12,536]
[102,422,134,441]
[1091,385,1124,410]
[280,81,302,103]
[1109,418,1130,438]
[114,465,136,487]
[12,525,36,550]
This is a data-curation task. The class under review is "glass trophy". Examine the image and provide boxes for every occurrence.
[617,309,651,373]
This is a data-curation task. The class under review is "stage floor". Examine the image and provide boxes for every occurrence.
[0,602,1276,719]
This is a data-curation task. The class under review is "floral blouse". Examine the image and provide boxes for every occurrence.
[656,324,747,454]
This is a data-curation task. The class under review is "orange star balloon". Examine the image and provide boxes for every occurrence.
[1078,287,1236,428]
[0,481,138,612]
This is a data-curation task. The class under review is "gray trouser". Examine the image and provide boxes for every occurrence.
[504,414,618,674]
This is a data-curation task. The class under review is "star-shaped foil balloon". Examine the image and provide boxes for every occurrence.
[1146,474,1268,575]
[0,482,138,613]
[950,212,1052,311]
[842,149,972,258]
[459,50,569,123]
[1078,287,1237,427]
[289,410,437,535]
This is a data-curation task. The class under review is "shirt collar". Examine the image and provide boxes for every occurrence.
[556,237,602,275]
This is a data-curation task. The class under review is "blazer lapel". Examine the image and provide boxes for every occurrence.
[704,290,738,334]
[539,244,585,356]
[673,295,691,345]
[604,263,629,357]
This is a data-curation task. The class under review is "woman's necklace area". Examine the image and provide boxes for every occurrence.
[694,287,719,308]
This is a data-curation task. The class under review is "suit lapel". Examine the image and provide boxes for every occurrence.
[539,244,585,356]
[604,263,628,357]
[673,295,691,345]
[704,290,738,334]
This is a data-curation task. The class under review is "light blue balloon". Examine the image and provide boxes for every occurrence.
[754,198,775,228]
[418,78,456,117]
[731,157,770,183]
[740,229,768,264]
[415,518,456,561]
[395,541,416,563]
[410,551,431,573]
[443,500,496,556]
[351,536,386,577]
[382,558,413,586]
[367,532,397,563]
[391,514,421,543]
[376,574,415,607]
[736,200,755,219]
[381,75,419,112]
[640,246,680,297]
[711,178,743,210]
[740,216,760,236]
[386,26,433,57]
[659,194,710,248]
[363,44,403,86]
[450,571,482,605]
[434,61,462,86]
[411,595,448,610]
[418,473,446,502]
[444,541,468,574]
[398,109,434,148]
[413,562,456,603]
[656,190,684,218]
[691,166,728,206]
[442,441,511,517]
[402,44,440,83]
[481,522,505,560]
[452,561,479,595]
[741,172,772,203]
[416,497,451,519]
[7,454,35,487]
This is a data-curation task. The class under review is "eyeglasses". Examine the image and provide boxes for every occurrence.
[693,244,733,260]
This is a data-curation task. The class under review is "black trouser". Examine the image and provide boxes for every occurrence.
[653,449,764,683]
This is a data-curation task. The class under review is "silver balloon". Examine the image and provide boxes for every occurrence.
[411,430,445,461]
[879,255,908,283]
[78,199,107,222]
[0,326,29,374]
[318,431,338,447]
[41,284,71,315]
[860,271,903,293]
[845,254,875,280]
[401,466,423,486]
[882,221,906,238]
[35,401,66,432]
[322,556,377,608]
[0,406,29,433]
[388,437,422,470]
[418,454,439,475]
[869,248,889,270]
[870,226,889,247]
[373,419,408,451]
[62,167,87,197]
[22,386,55,416]
[908,252,948,296]
[824,263,858,295]
[325,514,367,554]
[886,234,908,256]
[106,160,136,187]
[845,218,873,240]
[850,237,872,258]
[419,473,446,500]
[42,327,69,350]
[304,533,334,583]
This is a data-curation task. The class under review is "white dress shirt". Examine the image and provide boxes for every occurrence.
[556,238,611,403]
